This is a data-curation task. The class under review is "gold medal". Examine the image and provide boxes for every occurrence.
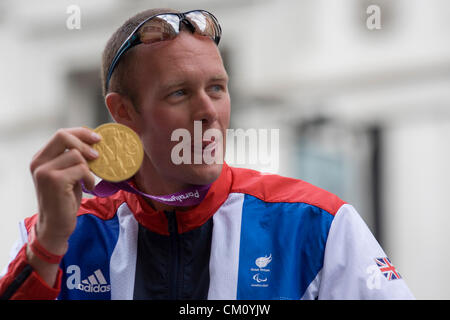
[88,123,144,182]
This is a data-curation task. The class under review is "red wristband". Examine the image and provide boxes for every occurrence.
[28,225,65,264]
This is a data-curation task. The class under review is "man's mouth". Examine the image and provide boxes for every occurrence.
[191,136,218,158]
[193,138,216,151]
[170,122,224,165]
[203,139,217,153]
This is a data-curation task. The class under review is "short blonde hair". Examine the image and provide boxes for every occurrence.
[100,8,180,100]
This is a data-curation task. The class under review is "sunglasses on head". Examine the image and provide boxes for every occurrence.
[105,9,222,91]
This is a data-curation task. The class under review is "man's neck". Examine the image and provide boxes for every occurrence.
[133,163,193,212]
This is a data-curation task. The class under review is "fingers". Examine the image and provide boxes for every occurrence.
[30,127,101,174]
[41,148,86,171]
[30,127,101,192]
[34,159,96,192]
[63,163,96,191]
[47,149,97,190]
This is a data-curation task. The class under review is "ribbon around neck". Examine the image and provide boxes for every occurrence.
[81,179,211,207]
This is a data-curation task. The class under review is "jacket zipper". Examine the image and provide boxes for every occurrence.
[165,210,180,299]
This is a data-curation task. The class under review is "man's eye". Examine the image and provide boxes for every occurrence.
[209,85,224,92]
[170,89,185,97]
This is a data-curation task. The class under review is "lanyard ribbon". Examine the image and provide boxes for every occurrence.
[81,179,211,206]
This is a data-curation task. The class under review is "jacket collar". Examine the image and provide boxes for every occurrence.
[122,162,233,235]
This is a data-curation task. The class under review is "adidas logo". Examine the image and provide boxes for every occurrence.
[77,269,111,293]
[66,265,111,293]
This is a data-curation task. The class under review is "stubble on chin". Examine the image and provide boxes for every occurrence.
[172,162,224,186]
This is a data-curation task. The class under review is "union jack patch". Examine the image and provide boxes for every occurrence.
[374,257,402,281]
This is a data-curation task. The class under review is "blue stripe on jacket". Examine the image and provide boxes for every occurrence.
[237,194,334,300]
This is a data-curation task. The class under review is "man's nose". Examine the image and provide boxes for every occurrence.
[192,91,218,125]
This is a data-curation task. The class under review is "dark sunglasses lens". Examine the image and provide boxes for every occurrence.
[185,11,219,40]
[139,15,180,44]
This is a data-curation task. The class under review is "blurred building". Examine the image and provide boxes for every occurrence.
[1,0,449,299]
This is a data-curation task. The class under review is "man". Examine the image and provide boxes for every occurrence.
[0,8,414,300]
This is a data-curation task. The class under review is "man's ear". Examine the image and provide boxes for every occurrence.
[105,92,140,132]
